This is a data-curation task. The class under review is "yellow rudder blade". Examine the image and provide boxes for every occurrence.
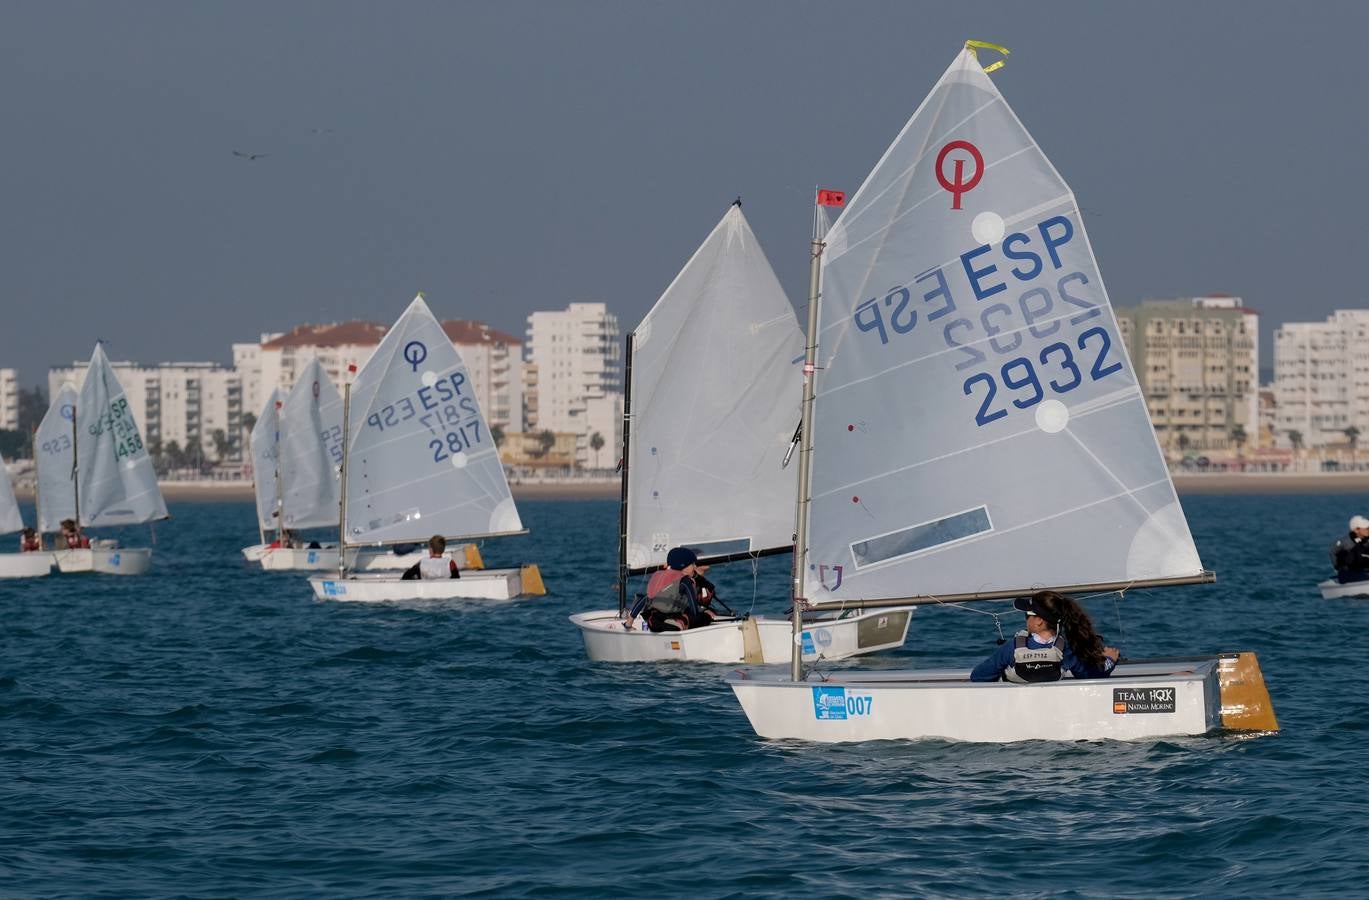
[463,543,485,570]
[519,563,546,596]
[1218,652,1279,732]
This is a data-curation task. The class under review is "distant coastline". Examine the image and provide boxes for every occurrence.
[12,473,1369,503]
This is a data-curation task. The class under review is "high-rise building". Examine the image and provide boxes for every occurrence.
[0,368,18,431]
[48,361,244,463]
[524,302,621,439]
[250,319,526,433]
[1273,309,1369,448]
[1115,295,1259,453]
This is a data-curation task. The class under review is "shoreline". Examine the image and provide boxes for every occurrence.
[12,473,1369,503]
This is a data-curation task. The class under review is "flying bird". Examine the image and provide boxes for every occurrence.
[232,150,266,160]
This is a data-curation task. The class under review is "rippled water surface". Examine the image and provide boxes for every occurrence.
[3,494,1368,897]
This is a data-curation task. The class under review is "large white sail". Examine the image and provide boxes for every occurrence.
[36,383,78,532]
[343,294,521,544]
[76,344,168,527]
[803,48,1201,606]
[278,360,344,530]
[250,389,282,533]
[626,203,803,569]
[0,457,24,534]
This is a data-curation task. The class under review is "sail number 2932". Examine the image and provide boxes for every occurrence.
[964,326,1121,427]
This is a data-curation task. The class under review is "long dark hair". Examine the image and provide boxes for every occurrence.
[1032,590,1106,670]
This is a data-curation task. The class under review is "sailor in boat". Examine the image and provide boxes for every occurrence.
[400,535,461,581]
[1329,516,1369,585]
[970,591,1120,683]
[20,528,41,552]
[56,519,90,550]
[642,547,713,632]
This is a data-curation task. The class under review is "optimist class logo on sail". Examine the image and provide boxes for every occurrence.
[849,137,1129,429]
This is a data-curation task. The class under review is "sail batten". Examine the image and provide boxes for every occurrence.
[802,48,1203,603]
[624,205,804,571]
[342,294,522,543]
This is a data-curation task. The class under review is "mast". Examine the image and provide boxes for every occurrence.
[616,332,635,615]
[71,401,81,528]
[30,425,42,549]
[271,396,283,544]
[790,197,825,681]
[337,377,352,578]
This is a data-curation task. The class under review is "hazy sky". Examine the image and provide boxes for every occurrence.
[3,1,1365,387]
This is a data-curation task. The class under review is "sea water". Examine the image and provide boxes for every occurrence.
[1,493,1367,897]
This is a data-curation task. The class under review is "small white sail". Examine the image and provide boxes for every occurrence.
[626,203,803,569]
[343,293,521,544]
[250,389,282,533]
[804,48,1201,605]
[0,457,24,534]
[76,344,168,527]
[278,360,344,530]
[36,382,78,532]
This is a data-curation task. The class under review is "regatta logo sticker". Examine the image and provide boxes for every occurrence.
[321,581,347,597]
[936,140,984,210]
[812,686,848,720]
[1113,687,1176,714]
[801,632,816,656]
[307,551,318,564]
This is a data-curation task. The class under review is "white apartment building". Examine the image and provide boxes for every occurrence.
[1274,309,1369,448]
[525,302,622,444]
[1116,295,1259,453]
[48,361,244,463]
[579,393,622,470]
[0,368,18,431]
[246,320,526,434]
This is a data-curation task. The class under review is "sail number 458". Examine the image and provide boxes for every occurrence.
[964,326,1122,427]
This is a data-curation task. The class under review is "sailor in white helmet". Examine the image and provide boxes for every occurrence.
[1330,515,1369,585]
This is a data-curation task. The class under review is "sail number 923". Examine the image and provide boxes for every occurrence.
[965,326,1121,427]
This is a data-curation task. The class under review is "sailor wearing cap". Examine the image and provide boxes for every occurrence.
[641,546,713,632]
[1330,516,1369,585]
[970,591,1120,683]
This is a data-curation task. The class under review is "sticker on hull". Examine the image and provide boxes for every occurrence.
[1113,686,1176,714]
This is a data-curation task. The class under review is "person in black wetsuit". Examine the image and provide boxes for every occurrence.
[1330,515,1369,584]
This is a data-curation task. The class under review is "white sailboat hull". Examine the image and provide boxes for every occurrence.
[570,608,912,664]
[727,656,1275,743]
[0,553,54,578]
[242,543,269,562]
[53,547,152,575]
[260,546,468,572]
[308,565,545,602]
[1319,578,1369,599]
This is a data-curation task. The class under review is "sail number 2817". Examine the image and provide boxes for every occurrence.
[964,326,1121,427]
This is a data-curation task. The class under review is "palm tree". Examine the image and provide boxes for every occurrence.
[1287,430,1304,454]
[589,431,605,468]
[537,429,556,458]
[1346,425,1361,466]
[1229,424,1247,456]
[211,429,230,463]
[491,424,505,448]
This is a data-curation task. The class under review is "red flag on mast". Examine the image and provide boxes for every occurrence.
[816,189,846,207]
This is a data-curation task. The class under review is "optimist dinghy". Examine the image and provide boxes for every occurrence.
[0,455,52,578]
[308,294,543,602]
[1319,579,1369,600]
[37,347,167,575]
[726,43,1276,742]
[570,202,909,663]
[242,389,283,561]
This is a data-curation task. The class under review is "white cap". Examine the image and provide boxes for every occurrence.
[1351,515,1369,530]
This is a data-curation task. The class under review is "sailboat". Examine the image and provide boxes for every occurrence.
[571,202,910,662]
[37,346,168,575]
[258,360,479,573]
[241,389,283,561]
[0,455,52,578]
[308,293,544,602]
[726,44,1277,742]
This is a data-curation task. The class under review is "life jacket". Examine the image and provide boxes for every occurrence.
[419,556,456,579]
[1004,631,1064,683]
[20,535,41,552]
[645,569,692,616]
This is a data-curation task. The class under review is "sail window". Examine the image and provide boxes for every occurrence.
[686,538,753,558]
[850,506,992,568]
